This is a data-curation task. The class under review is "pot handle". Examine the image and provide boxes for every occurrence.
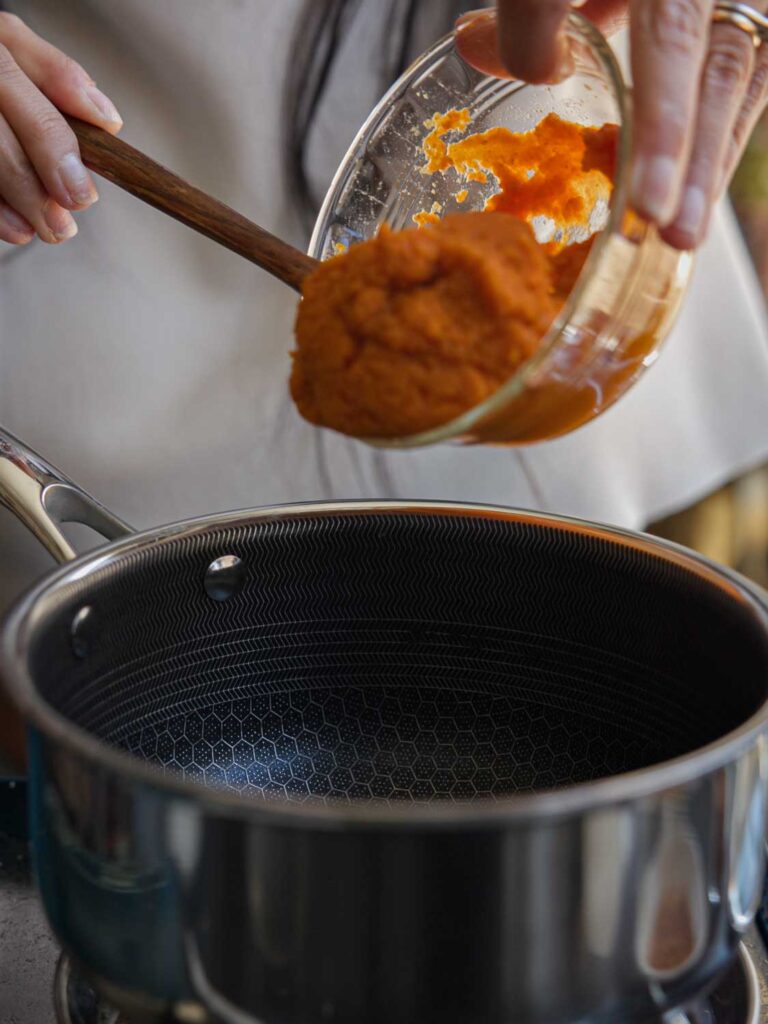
[0,427,133,564]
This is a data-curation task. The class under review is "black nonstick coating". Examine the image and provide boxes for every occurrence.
[26,510,768,804]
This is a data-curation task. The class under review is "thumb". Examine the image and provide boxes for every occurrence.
[457,2,628,84]
[455,2,572,84]
[496,0,573,83]
[455,9,512,80]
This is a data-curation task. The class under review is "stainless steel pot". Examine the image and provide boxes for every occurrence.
[1,425,768,1024]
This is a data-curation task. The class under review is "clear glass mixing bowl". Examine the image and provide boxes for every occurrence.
[309,11,694,447]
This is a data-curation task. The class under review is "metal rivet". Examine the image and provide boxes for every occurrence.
[71,605,95,659]
[204,555,246,601]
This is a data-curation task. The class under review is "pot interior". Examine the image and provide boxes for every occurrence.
[21,508,768,804]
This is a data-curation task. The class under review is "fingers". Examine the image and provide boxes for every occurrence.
[0,11,122,246]
[0,200,33,244]
[0,42,97,213]
[455,0,768,254]
[629,0,711,225]
[0,12,121,132]
[455,2,628,81]
[455,9,510,79]
[495,0,573,83]
[0,111,76,242]
[663,18,756,249]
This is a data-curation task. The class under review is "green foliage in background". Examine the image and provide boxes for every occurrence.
[731,118,768,208]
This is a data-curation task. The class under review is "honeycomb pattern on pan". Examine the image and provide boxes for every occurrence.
[122,684,650,804]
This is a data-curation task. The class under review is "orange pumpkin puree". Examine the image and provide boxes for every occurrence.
[421,110,617,243]
[291,111,618,439]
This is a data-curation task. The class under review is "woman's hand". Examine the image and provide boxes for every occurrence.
[456,1,768,250]
[0,12,121,245]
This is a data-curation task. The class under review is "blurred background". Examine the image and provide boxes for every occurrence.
[649,114,768,588]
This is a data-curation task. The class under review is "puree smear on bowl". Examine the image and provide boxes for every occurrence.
[291,112,618,440]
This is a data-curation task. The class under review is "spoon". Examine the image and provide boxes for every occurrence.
[68,117,319,292]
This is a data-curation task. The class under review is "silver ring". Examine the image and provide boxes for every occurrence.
[713,1,768,48]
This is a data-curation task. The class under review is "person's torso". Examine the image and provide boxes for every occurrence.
[1,0,767,611]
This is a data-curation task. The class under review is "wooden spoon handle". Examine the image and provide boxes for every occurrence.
[68,117,317,292]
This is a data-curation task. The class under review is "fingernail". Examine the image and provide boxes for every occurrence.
[58,152,98,206]
[0,204,33,236]
[674,185,707,245]
[81,84,122,127]
[631,155,680,224]
[43,200,78,242]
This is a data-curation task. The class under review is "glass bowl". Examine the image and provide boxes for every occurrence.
[309,11,694,448]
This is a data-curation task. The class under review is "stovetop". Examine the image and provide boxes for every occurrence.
[0,780,62,1024]
[2,778,768,1024]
